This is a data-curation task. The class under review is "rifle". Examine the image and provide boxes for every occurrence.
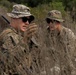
[1,15,10,24]
[0,15,10,33]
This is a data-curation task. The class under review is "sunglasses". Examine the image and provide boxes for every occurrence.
[21,17,32,23]
[46,18,60,24]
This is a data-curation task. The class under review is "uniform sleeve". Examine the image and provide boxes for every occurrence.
[2,33,28,51]
[0,33,31,75]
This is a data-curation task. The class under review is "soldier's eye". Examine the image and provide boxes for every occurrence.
[46,18,60,24]
[21,17,32,23]
[46,18,53,24]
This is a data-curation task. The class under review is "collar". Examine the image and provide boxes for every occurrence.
[10,27,24,36]
[47,26,60,36]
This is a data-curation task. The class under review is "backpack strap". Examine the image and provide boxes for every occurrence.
[0,28,13,41]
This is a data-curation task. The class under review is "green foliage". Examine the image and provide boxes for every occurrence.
[49,2,66,16]
[0,0,12,11]
[50,2,64,11]
[0,0,75,22]
[31,2,65,22]
[31,4,52,21]
[24,0,44,7]
[8,0,43,7]
[8,0,24,3]
[62,0,76,21]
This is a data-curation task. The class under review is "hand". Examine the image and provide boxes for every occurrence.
[23,23,38,42]
[26,23,38,38]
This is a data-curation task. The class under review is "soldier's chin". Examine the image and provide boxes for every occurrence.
[50,28,55,31]
[21,28,26,32]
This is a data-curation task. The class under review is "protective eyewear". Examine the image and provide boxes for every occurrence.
[21,17,32,23]
[46,18,60,24]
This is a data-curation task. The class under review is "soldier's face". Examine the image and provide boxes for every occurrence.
[49,22,58,31]
[17,17,32,32]
[46,18,60,31]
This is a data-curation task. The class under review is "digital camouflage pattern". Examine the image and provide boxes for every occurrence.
[0,4,76,75]
[0,27,40,75]
[0,27,31,75]
[7,4,34,19]
[0,15,10,33]
[46,10,64,22]
[40,9,76,75]
[0,4,41,75]
[39,25,76,75]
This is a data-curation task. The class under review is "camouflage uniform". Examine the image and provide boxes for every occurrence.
[0,27,30,75]
[0,4,40,75]
[40,10,76,75]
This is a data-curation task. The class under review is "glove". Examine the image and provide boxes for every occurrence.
[23,23,38,42]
